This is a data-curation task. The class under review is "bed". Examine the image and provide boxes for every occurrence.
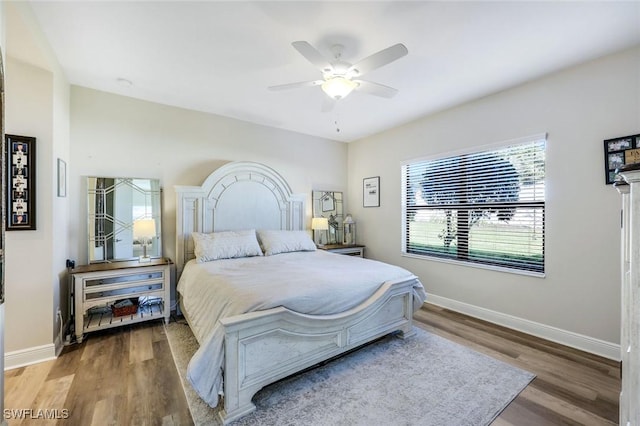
[175,161,427,424]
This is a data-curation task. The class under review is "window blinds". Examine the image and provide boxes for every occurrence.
[402,136,546,274]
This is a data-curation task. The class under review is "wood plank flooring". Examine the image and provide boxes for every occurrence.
[4,321,193,426]
[4,304,620,425]
[415,304,620,425]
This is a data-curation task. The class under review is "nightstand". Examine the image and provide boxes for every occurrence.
[71,258,172,343]
[318,244,365,257]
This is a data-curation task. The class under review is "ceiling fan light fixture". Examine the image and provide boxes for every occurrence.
[321,76,358,100]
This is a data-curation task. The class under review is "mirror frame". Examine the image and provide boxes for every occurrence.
[312,190,343,245]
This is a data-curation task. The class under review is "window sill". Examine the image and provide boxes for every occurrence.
[401,252,545,278]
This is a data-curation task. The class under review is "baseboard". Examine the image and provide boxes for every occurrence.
[426,294,621,361]
[4,344,57,370]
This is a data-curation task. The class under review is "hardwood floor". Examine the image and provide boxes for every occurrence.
[4,321,193,426]
[415,304,620,425]
[4,304,620,425]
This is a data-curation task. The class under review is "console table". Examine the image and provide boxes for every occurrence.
[71,258,172,343]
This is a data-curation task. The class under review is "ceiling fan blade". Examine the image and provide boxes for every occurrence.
[348,43,408,77]
[292,41,333,73]
[268,80,323,91]
[354,80,399,98]
[321,96,336,113]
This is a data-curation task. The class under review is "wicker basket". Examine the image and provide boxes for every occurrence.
[111,298,139,317]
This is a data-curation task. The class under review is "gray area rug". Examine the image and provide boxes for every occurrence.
[165,319,534,425]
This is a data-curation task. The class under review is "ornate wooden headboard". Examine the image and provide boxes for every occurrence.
[174,161,305,275]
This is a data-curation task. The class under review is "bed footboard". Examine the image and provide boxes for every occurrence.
[217,277,418,424]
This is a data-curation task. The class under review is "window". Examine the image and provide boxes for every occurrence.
[402,135,546,275]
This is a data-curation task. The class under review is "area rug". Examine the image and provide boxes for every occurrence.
[165,319,534,425]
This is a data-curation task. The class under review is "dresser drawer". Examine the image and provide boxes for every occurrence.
[84,282,164,301]
[84,270,164,287]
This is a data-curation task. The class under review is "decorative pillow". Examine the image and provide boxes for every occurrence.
[257,230,317,256]
[192,230,263,263]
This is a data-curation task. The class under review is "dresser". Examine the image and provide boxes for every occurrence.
[71,258,172,343]
[615,164,640,426]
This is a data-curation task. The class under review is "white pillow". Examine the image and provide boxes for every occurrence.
[192,230,263,263]
[257,230,317,256]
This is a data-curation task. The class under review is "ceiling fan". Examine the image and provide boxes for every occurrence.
[269,41,408,109]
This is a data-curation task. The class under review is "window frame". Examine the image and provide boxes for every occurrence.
[401,134,546,277]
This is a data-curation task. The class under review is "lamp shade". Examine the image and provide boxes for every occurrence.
[311,217,329,231]
[133,218,156,240]
[321,77,358,100]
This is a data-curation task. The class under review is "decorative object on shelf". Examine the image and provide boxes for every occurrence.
[311,217,329,246]
[343,214,356,245]
[111,297,139,317]
[604,133,640,184]
[363,176,380,207]
[327,214,340,244]
[5,134,36,231]
[133,218,156,262]
[57,158,66,197]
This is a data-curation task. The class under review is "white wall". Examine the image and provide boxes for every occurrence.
[347,46,640,358]
[4,59,54,354]
[69,86,347,269]
[4,2,70,367]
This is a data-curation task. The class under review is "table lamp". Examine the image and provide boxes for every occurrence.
[311,217,329,246]
[133,218,156,262]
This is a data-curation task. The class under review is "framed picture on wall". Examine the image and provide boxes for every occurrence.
[6,134,36,231]
[363,176,380,207]
[604,134,640,184]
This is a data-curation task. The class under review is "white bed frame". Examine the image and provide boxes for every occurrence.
[175,161,419,424]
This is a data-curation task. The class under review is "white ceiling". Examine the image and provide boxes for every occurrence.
[20,1,640,142]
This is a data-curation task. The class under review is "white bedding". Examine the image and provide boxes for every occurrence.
[177,250,427,407]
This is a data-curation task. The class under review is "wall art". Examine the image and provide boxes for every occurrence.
[6,134,36,230]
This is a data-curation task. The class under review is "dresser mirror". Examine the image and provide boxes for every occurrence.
[87,177,162,263]
[312,191,343,245]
